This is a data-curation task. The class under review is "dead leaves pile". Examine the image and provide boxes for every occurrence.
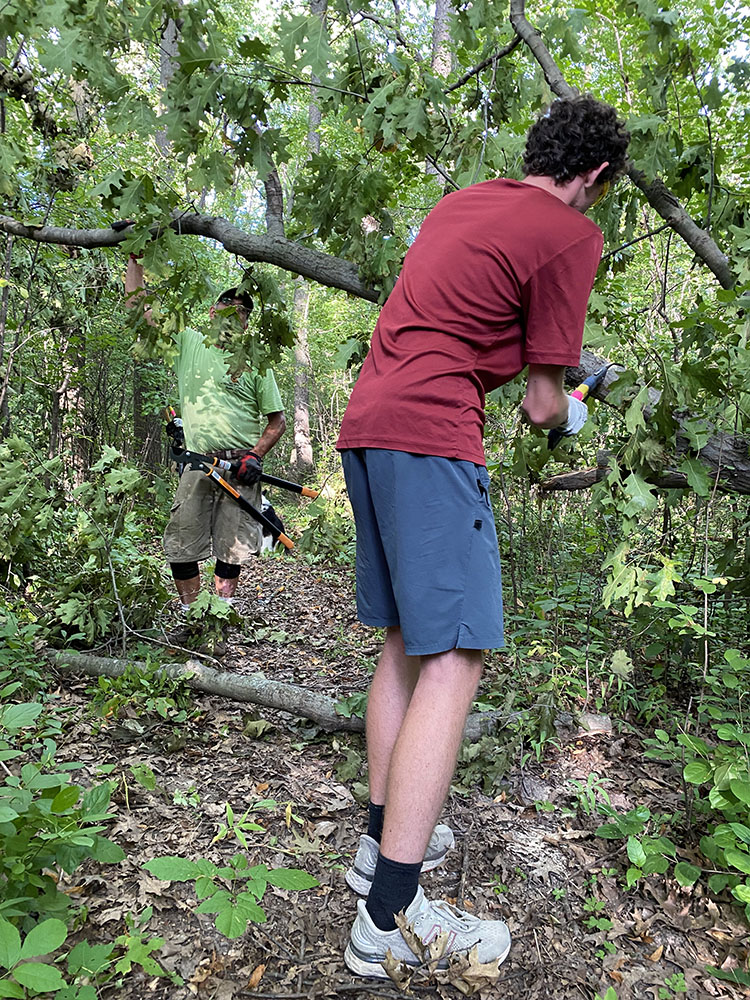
[381,911,503,996]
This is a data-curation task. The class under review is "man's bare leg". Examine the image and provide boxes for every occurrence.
[215,574,240,600]
[366,627,421,805]
[379,647,483,864]
[174,575,201,606]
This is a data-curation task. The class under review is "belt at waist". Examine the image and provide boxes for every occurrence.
[212,448,249,461]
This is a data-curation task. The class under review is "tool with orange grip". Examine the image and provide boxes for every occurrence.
[165,410,319,550]
[547,363,615,451]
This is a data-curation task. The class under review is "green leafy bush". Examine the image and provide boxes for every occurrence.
[144,852,319,939]
[0,710,125,926]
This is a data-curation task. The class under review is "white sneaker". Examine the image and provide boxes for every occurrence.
[344,885,511,979]
[345,824,456,896]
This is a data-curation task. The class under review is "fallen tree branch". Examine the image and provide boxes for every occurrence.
[51,652,505,741]
[547,352,750,494]
[508,0,734,290]
[0,213,380,302]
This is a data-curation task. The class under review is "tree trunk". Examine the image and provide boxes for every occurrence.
[285,0,327,476]
[291,276,314,474]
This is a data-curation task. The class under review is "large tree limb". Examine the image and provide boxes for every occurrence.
[542,352,750,494]
[508,0,734,290]
[51,652,506,741]
[0,212,379,302]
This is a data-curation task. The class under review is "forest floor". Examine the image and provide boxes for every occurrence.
[49,554,749,1000]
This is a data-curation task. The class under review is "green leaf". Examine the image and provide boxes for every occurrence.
[0,919,21,970]
[626,836,647,867]
[264,868,320,891]
[729,780,750,805]
[20,919,68,959]
[0,806,19,822]
[67,940,115,976]
[0,703,42,733]
[214,893,267,938]
[725,847,750,875]
[732,883,750,904]
[0,981,24,998]
[683,761,711,784]
[90,836,126,864]
[610,649,634,678]
[622,473,658,518]
[144,857,199,882]
[679,457,711,497]
[13,962,66,991]
[50,785,81,813]
[130,764,156,791]
[707,965,750,987]
[673,862,701,887]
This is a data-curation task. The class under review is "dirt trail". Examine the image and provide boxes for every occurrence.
[52,555,749,1000]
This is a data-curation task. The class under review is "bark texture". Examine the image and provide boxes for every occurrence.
[0,214,379,302]
[52,651,507,741]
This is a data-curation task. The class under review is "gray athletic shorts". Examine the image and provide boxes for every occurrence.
[341,448,504,656]
[163,469,262,566]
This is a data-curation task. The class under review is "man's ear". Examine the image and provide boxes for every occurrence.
[584,161,609,187]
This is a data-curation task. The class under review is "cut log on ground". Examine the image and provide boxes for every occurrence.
[51,652,506,741]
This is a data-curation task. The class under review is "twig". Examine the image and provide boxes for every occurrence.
[446,35,522,92]
[255,924,297,963]
[456,826,472,909]
[296,932,305,993]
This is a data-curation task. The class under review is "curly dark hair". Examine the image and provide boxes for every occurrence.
[522,96,630,185]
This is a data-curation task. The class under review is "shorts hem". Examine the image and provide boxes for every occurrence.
[358,616,400,629]
[402,638,505,656]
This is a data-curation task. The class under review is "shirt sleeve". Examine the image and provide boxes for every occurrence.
[255,369,284,416]
[520,232,603,367]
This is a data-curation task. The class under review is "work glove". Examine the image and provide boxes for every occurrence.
[235,450,263,486]
[554,395,589,438]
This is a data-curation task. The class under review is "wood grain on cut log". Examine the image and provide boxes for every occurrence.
[51,652,505,741]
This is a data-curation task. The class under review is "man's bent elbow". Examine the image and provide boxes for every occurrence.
[520,399,568,429]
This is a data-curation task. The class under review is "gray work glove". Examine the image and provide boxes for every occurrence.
[555,395,589,437]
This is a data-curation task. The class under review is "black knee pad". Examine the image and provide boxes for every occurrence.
[214,559,241,580]
[170,561,200,581]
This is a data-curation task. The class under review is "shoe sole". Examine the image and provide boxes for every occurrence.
[343,938,511,979]
[345,837,455,897]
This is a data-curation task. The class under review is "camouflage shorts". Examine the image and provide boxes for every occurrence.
[163,468,262,566]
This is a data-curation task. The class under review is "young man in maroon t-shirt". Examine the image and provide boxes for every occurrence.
[338,96,630,978]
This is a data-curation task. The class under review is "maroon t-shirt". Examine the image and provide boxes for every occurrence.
[336,178,603,465]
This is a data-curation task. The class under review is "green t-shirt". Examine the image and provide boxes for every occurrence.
[174,327,283,453]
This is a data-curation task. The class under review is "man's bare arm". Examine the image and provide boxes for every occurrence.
[520,364,569,428]
[252,411,286,459]
[124,254,157,326]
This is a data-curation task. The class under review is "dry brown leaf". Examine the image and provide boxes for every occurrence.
[246,964,266,989]
[382,949,414,990]
[394,911,428,962]
[435,945,501,997]
[647,944,664,962]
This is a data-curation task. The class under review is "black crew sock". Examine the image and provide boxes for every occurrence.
[365,853,421,932]
[367,801,385,843]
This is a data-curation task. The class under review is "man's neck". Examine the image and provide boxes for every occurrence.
[520,174,582,208]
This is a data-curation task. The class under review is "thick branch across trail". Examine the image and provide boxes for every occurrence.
[52,652,505,741]
[0,213,380,302]
[508,0,734,290]
[539,351,750,495]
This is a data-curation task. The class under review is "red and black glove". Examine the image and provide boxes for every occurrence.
[235,450,263,486]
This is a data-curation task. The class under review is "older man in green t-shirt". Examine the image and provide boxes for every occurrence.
[125,257,286,649]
